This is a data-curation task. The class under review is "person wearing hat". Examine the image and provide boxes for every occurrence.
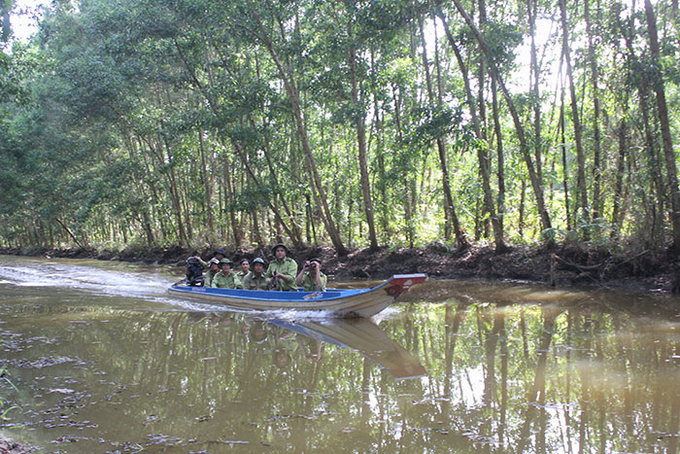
[204,257,221,287]
[234,258,250,289]
[266,244,298,291]
[211,258,240,289]
[295,258,327,292]
[192,255,208,268]
[243,257,268,290]
[190,248,226,273]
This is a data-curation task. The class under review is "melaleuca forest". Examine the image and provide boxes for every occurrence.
[1,0,680,287]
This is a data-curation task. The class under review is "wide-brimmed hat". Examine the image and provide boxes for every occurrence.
[208,258,220,266]
[214,248,226,256]
[253,257,265,266]
[271,243,289,254]
[219,258,233,266]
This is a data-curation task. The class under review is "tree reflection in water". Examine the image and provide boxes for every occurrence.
[0,285,679,453]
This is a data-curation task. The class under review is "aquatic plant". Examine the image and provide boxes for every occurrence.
[0,364,18,420]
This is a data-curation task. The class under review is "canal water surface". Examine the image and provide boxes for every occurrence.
[0,255,679,453]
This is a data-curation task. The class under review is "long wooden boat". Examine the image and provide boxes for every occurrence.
[168,273,427,318]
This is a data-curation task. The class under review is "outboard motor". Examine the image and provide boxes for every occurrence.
[185,257,205,286]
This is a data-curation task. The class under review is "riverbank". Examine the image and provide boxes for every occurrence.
[2,243,678,294]
[0,436,29,453]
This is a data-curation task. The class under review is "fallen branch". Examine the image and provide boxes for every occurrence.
[55,218,84,249]
[612,250,649,267]
[553,254,604,273]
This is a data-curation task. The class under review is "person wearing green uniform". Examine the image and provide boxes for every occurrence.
[243,258,269,290]
[193,248,227,284]
[266,244,298,291]
[211,258,239,289]
[295,258,327,292]
[234,258,250,289]
[204,258,220,287]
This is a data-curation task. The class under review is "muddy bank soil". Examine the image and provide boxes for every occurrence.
[3,243,679,294]
[0,437,29,454]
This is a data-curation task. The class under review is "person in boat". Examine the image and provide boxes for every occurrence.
[214,248,227,261]
[192,255,207,268]
[295,258,327,292]
[193,247,227,271]
[203,258,220,287]
[211,258,240,289]
[266,243,298,291]
[242,257,268,290]
[234,258,250,289]
[184,256,205,286]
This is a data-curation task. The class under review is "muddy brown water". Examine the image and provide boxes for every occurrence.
[0,255,679,453]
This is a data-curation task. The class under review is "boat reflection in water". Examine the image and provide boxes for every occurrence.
[267,317,427,380]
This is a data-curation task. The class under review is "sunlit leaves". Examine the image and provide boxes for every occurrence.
[408,105,469,145]
[0,0,679,250]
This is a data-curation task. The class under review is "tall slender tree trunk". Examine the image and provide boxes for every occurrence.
[198,131,215,235]
[451,0,553,238]
[227,138,304,249]
[135,137,166,240]
[528,0,543,180]
[161,141,189,247]
[305,193,312,244]
[418,14,468,250]
[373,90,389,242]
[611,120,627,239]
[644,0,680,251]
[222,153,242,247]
[475,0,489,242]
[466,3,506,252]
[560,90,572,231]
[439,9,507,250]
[491,75,507,251]
[256,119,305,246]
[644,90,666,244]
[559,0,590,235]
[124,134,156,247]
[392,83,415,247]
[584,0,603,222]
[246,0,346,255]
[141,209,155,247]
[160,89,192,246]
[181,172,194,242]
[348,17,379,251]
[153,91,188,246]
[621,7,665,245]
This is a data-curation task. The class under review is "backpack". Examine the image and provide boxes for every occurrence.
[185,257,205,286]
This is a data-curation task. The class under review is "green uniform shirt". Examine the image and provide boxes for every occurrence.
[266,257,298,291]
[300,271,327,292]
[234,271,248,289]
[242,271,269,290]
[211,270,238,289]
[204,269,217,287]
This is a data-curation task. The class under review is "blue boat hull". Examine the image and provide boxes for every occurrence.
[168,274,427,318]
